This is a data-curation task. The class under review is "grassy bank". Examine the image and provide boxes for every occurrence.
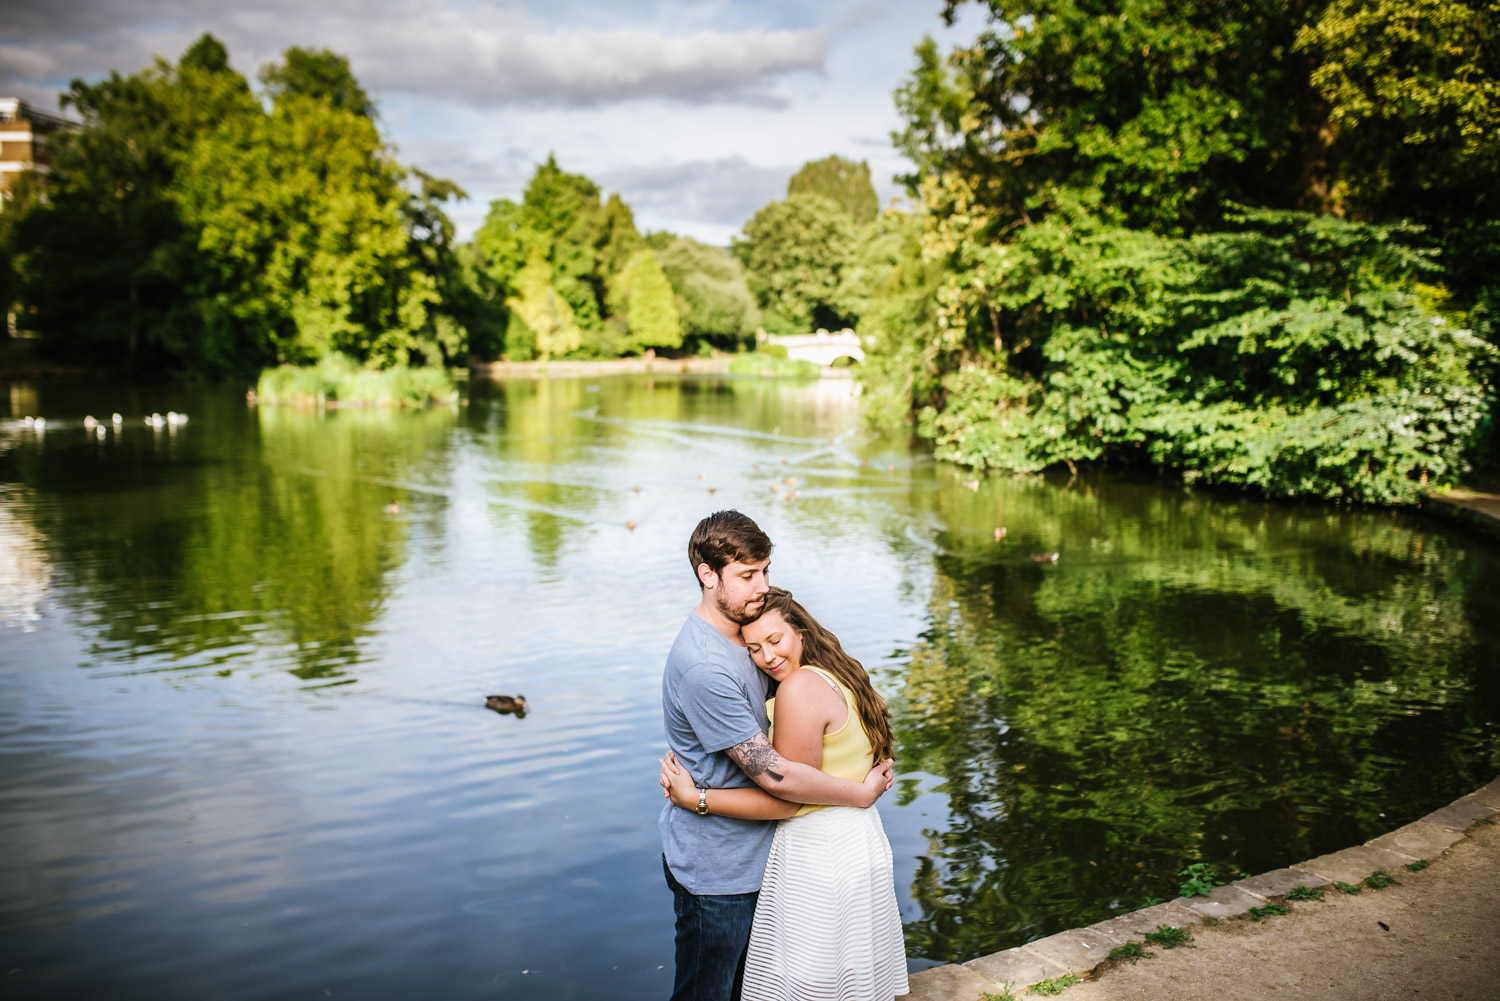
[255,354,458,408]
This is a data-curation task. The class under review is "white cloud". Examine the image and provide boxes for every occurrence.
[0,0,987,240]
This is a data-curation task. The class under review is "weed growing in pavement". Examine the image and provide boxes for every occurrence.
[1201,916,1221,926]
[1334,881,1363,895]
[1178,863,1223,897]
[1248,903,1291,921]
[1287,884,1325,901]
[1474,815,1496,826]
[1405,860,1430,872]
[1143,925,1194,949]
[1108,943,1149,964]
[981,987,1019,1001]
[1028,973,1082,995]
[1364,868,1398,890]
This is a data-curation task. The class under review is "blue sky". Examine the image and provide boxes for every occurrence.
[0,0,988,242]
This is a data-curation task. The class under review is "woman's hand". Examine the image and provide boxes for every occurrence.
[858,757,895,808]
[659,751,698,811]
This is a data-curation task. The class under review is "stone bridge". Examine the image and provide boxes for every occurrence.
[764,329,864,366]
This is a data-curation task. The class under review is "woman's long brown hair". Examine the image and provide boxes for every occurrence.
[758,587,893,763]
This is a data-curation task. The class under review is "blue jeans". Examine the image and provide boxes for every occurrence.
[663,856,760,1001]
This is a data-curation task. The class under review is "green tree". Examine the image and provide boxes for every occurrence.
[734,193,855,333]
[787,155,880,224]
[8,35,460,376]
[258,46,376,118]
[655,237,759,347]
[1295,0,1500,300]
[608,249,683,351]
[859,2,1499,500]
[596,193,645,283]
[507,249,582,358]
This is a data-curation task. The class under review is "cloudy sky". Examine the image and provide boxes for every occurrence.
[0,0,988,243]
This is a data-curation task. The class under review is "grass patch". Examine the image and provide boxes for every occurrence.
[1363,868,1398,890]
[1474,815,1496,826]
[1334,881,1363,895]
[1286,884,1326,902]
[1404,859,1430,872]
[1200,916,1221,927]
[1248,903,1291,921]
[1143,925,1194,949]
[1028,973,1082,996]
[256,354,457,408]
[725,352,821,378]
[981,987,1019,1001]
[1107,943,1149,964]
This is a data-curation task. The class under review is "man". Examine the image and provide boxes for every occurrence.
[660,510,893,1001]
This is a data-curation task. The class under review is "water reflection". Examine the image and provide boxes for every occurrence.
[0,376,1496,999]
[893,471,1500,960]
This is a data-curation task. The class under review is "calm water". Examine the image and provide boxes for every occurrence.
[1,375,1497,1000]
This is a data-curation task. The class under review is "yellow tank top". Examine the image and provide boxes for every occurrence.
[766,665,875,817]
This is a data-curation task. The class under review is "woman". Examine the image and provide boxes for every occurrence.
[660,587,908,1001]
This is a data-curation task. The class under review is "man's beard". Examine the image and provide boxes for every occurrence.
[715,588,763,626]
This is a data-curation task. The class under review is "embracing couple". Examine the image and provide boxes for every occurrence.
[658,510,909,1001]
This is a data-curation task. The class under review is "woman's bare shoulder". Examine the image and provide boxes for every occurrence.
[777,666,843,704]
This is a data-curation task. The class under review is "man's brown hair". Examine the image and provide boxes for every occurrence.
[688,510,772,586]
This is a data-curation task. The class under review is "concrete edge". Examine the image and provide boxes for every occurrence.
[901,777,1499,1000]
[1420,493,1500,543]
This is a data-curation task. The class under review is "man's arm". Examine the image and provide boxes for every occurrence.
[726,732,892,807]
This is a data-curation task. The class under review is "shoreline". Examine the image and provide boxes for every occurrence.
[1421,487,1500,542]
[905,777,1500,999]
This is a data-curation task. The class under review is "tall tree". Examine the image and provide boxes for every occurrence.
[259,47,376,118]
[787,155,880,224]
[507,250,582,359]
[656,237,760,346]
[733,193,855,333]
[608,249,683,351]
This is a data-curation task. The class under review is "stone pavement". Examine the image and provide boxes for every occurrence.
[1423,487,1500,541]
[903,777,1500,1001]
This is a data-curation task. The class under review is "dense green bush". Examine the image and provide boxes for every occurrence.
[256,354,457,407]
[911,207,1492,503]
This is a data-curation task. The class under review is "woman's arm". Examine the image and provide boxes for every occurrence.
[769,668,845,769]
[660,752,799,819]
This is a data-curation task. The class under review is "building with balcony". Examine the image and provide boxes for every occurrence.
[0,98,79,200]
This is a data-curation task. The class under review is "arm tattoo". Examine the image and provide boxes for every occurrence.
[727,732,785,783]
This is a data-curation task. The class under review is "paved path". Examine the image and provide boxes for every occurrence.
[1423,486,1500,541]
[903,783,1500,1001]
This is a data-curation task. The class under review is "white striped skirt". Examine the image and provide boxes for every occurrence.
[742,805,909,1001]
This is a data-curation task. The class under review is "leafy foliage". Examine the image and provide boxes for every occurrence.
[734,193,856,333]
[655,237,760,348]
[608,249,683,352]
[787,155,880,224]
[1177,863,1222,897]
[853,0,1500,501]
[7,34,462,376]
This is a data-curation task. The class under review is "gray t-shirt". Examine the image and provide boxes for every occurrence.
[659,609,775,895]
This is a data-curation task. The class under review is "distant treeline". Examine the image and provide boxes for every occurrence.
[0,34,883,376]
[4,0,1498,504]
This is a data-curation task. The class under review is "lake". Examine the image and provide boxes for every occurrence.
[2,373,1497,999]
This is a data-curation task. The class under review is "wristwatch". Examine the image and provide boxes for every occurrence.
[696,787,709,816]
